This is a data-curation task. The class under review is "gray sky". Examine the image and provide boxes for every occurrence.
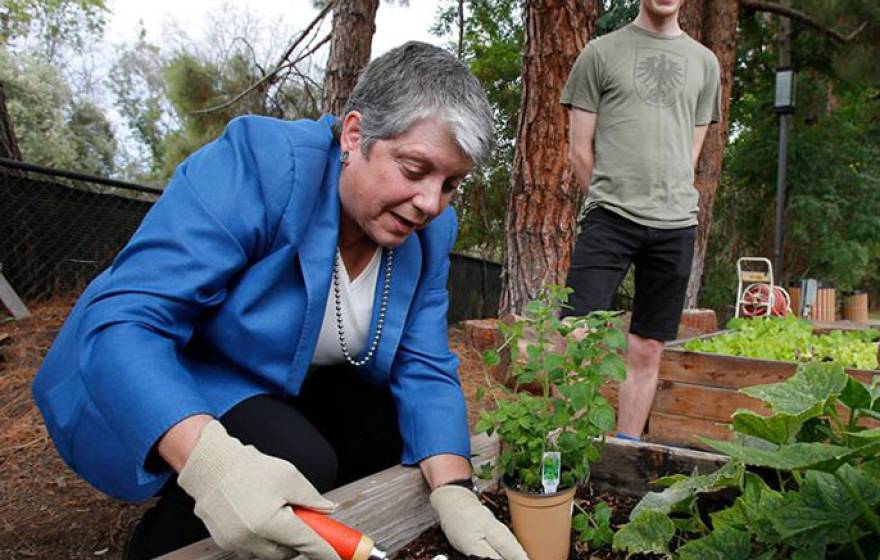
[104,0,445,59]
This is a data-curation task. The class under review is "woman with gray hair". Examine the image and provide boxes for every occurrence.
[33,42,526,560]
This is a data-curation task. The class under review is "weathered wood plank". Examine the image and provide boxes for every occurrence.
[647,411,731,449]
[660,348,877,389]
[589,436,727,497]
[652,380,769,422]
[159,434,500,560]
[0,272,30,319]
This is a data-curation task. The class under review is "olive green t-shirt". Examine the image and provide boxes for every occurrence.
[561,23,721,228]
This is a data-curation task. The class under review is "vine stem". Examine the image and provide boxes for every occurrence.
[850,537,866,560]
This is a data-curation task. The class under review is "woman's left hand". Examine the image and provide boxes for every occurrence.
[430,485,529,560]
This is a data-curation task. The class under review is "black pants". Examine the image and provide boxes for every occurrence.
[564,207,696,341]
[124,365,403,560]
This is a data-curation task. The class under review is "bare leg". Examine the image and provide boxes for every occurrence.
[616,333,664,438]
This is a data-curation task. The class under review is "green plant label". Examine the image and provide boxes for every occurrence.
[542,451,561,493]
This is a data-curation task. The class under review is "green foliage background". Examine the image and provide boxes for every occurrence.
[700,3,880,313]
[2,0,880,302]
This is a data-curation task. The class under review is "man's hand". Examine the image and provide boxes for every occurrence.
[177,420,341,560]
[430,485,529,560]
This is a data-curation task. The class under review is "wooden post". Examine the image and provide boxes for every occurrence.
[0,271,30,319]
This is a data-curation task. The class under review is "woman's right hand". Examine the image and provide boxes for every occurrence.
[175,420,342,560]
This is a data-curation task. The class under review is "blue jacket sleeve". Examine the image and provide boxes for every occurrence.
[74,116,296,474]
[391,209,470,464]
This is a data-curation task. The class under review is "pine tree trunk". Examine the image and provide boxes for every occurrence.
[0,82,22,161]
[679,0,740,308]
[500,0,599,315]
[321,0,379,117]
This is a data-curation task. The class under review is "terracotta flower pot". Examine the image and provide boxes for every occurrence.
[503,483,576,560]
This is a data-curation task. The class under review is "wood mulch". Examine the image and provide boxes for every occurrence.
[0,299,150,559]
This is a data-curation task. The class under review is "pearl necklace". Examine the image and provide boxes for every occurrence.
[333,247,394,366]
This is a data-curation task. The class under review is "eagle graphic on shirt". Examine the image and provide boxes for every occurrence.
[634,48,687,107]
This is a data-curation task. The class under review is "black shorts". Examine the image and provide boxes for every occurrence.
[563,207,696,341]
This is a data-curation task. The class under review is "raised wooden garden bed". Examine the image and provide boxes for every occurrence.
[639,320,880,449]
[465,317,880,450]
[160,435,726,560]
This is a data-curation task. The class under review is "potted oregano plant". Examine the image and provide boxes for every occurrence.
[475,285,627,560]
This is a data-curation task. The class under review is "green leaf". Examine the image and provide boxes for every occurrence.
[603,329,626,350]
[543,353,563,374]
[588,403,616,432]
[711,473,782,542]
[482,349,501,366]
[766,463,880,544]
[651,473,689,488]
[598,352,627,381]
[675,526,751,560]
[845,426,880,443]
[702,438,858,472]
[840,376,872,411]
[593,500,612,524]
[740,362,848,416]
[731,431,785,450]
[632,461,742,517]
[730,405,822,446]
[612,510,674,557]
[474,412,493,435]
[475,386,485,403]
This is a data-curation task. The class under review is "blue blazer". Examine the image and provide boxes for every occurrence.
[32,115,470,501]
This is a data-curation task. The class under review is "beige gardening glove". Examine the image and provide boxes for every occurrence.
[178,420,342,560]
[430,485,529,560]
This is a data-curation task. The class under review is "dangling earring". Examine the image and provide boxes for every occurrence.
[340,150,350,164]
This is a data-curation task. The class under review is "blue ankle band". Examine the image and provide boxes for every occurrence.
[615,432,641,442]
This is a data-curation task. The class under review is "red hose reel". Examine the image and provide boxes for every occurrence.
[739,283,791,317]
[735,257,791,318]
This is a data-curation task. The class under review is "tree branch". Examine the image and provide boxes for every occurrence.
[741,0,868,44]
[192,1,334,115]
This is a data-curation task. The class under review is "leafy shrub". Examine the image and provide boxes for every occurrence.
[613,362,880,559]
[685,316,880,370]
[475,285,627,493]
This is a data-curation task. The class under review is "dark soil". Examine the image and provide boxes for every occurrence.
[393,486,650,560]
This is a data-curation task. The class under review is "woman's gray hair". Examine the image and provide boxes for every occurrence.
[334,41,494,167]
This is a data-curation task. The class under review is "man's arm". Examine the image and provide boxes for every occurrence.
[692,124,709,168]
[568,108,598,189]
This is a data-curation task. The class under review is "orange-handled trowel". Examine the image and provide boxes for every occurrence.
[293,506,387,560]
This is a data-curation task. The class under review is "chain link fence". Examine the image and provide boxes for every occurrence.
[0,158,161,308]
[0,158,500,322]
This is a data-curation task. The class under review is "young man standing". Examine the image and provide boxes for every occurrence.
[560,0,721,439]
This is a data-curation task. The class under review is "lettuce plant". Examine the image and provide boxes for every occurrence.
[475,285,627,493]
[613,362,880,559]
[684,316,880,370]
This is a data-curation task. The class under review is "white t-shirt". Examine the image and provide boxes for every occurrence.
[312,248,381,365]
